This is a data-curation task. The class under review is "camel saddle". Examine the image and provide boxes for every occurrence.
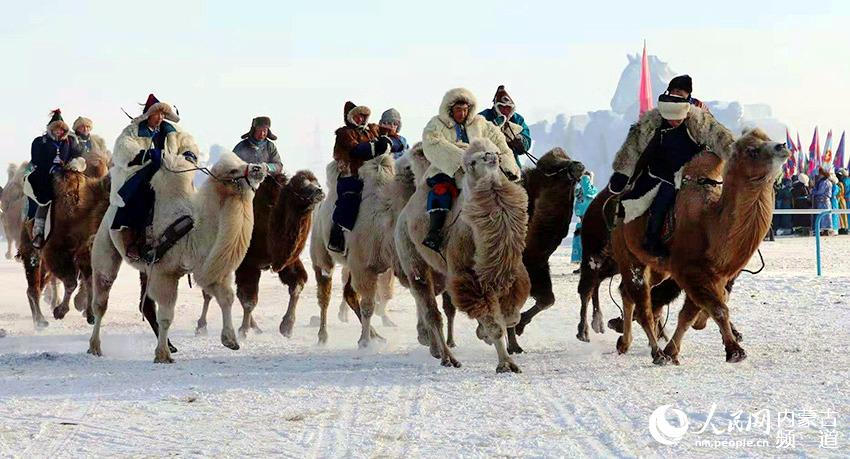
[141,215,194,264]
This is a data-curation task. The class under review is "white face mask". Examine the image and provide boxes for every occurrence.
[658,101,689,121]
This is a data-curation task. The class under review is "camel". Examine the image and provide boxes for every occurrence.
[611,128,789,365]
[18,157,109,328]
[396,139,530,373]
[501,147,586,354]
[310,145,400,348]
[1,163,26,260]
[335,267,396,327]
[88,150,268,363]
[195,170,324,338]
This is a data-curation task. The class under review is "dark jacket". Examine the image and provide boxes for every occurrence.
[233,138,282,171]
[28,133,83,205]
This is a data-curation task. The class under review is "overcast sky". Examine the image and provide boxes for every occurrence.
[2,0,847,174]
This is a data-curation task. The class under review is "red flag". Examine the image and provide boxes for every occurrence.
[638,41,653,117]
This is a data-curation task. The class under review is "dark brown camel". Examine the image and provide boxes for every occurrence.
[505,148,585,354]
[197,170,324,338]
[612,128,788,365]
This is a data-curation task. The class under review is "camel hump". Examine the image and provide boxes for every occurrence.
[682,150,724,181]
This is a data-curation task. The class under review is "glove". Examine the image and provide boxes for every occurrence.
[374,136,392,156]
[608,172,629,194]
[502,168,519,182]
[508,137,525,152]
[67,157,87,172]
[182,151,198,164]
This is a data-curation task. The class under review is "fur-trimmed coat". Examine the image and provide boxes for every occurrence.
[611,105,736,179]
[76,134,109,158]
[422,88,520,181]
[333,106,380,177]
[110,120,188,207]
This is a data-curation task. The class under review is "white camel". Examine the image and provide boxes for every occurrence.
[87,150,267,363]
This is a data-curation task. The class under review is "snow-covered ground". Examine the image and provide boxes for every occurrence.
[0,236,847,457]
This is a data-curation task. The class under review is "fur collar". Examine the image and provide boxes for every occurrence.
[437,88,478,128]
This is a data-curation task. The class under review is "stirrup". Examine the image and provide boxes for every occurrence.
[141,215,194,264]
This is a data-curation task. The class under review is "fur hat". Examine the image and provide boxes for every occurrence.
[379,108,402,131]
[657,94,690,121]
[797,173,810,187]
[241,116,277,141]
[46,109,69,135]
[667,75,693,95]
[73,116,93,132]
[493,85,515,108]
[133,93,180,124]
[344,101,371,128]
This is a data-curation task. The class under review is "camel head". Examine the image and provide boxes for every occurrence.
[208,152,268,196]
[283,170,324,210]
[528,147,586,187]
[462,138,502,185]
[728,128,791,184]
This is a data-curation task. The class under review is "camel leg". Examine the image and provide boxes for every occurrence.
[50,261,77,321]
[138,273,176,353]
[22,247,49,329]
[514,263,554,337]
[337,267,350,323]
[375,269,396,327]
[352,270,379,349]
[205,279,239,351]
[278,260,307,338]
[411,279,459,367]
[591,285,605,334]
[235,266,261,338]
[196,290,212,335]
[5,239,12,259]
[627,273,667,365]
[576,266,597,342]
[88,229,122,357]
[615,280,635,355]
[662,297,701,365]
[506,327,523,354]
[342,275,382,341]
[687,282,746,363]
[479,315,520,374]
[314,266,333,345]
[147,272,179,363]
[441,292,456,348]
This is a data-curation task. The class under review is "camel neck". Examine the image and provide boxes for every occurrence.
[715,170,774,274]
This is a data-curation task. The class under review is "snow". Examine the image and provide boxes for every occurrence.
[0,236,848,457]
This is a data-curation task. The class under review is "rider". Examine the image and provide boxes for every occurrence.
[378,108,409,160]
[328,101,392,253]
[27,109,84,248]
[72,116,110,159]
[233,116,283,173]
[608,75,736,257]
[421,88,520,252]
[110,94,184,261]
[479,85,531,170]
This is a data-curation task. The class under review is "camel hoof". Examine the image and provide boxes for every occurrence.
[726,348,747,363]
[358,337,371,349]
[592,313,606,334]
[496,360,522,374]
[221,333,240,351]
[446,338,456,348]
[513,319,528,336]
[87,344,102,357]
[608,317,624,333]
[507,342,524,355]
[53,305,69,320]
[154,354,174,364]
[429,342,441,359]
[168,341,178,354]
[279,317,295,338]
[35,319,49,330]
[616,336,630,355]
[652,350,671,366]
[380,315,397,327]
[732,328,744,343]
[441,356,462,368]
[195,325,208,336]
[576,324,590,343]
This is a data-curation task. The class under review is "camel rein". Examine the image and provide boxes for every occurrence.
[162,161,258,192]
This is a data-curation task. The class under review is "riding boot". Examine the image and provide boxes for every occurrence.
[122,228,141,261]
[328,223,346,253]
[422,210,449,253]
[32,205,49,249]
[642,209,669,258]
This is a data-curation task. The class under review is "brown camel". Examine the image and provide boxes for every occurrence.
[612,128,789,365]
[503,147,586,354]
[396,139,530,373]
[196,170,324,338]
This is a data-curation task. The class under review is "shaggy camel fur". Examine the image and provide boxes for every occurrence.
[1,163,26,260]
[88,150,267,363]
[196,170,324,338]
[612,128,789,365]
[396,138,530,373]
[503,147,586,354]
[310,147,398,348]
